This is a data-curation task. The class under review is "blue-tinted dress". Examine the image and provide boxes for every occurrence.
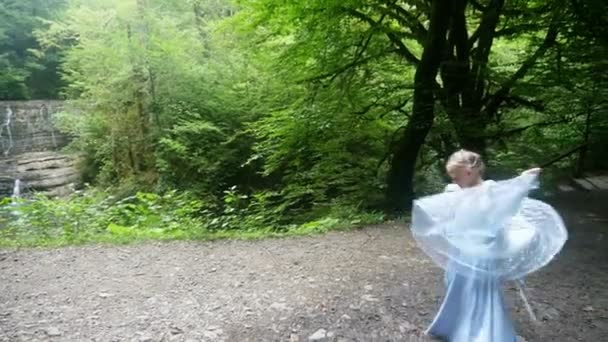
[412,175,567,342]
[426,262,516,342]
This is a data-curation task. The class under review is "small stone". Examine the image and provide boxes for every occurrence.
[583,305,594,312]
[361,294,379,302]
[138,334,153,342]
[46,327,62,337]
[557,184,575,192]
[170,326,183,335]
[340,314,351,320]
[364,285,373,291]
[269,302,289,311]
[327,331,335,338]
[203,331,219,339]
[399,321,417,333]
[98,292,113,298]
[308,328,327,341]
[538,304,560,320]
[290,334,300,342]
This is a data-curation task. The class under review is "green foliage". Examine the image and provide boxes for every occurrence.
[475,0,608,177]
[155,111,255,197]
[0,189,383,247]
[248,95,393,211]
[0,190,205,246]
[229,0,418,211]
[1,0,605,247]
[38,0,262,192]
[0,0,66,99]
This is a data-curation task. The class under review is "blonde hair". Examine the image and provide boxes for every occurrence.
[446,149,485,173]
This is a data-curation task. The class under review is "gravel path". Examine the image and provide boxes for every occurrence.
[1,192,606,342]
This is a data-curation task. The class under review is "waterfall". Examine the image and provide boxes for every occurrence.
[12,179,21,198]
[0,101,76,198]
[0,106,14,157]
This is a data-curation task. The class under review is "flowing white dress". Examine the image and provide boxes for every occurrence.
[412,174,567,341]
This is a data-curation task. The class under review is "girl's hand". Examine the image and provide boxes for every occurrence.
[522,167,542,176]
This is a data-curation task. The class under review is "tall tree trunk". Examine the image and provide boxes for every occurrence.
[441,0,505,155]
[385,0,451,213]
[440,0,559,155]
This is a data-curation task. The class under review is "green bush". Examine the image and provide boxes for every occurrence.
[0,190,205,247]
[0,187,384,248]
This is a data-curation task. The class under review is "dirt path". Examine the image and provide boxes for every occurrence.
[1,192,607,342]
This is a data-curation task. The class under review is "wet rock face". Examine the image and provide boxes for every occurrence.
[0,101,69,156]
[0,101,79,198]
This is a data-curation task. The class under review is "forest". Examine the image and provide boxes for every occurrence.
[0,0,606,246]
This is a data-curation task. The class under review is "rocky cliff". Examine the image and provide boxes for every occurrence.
[0,101,79,198]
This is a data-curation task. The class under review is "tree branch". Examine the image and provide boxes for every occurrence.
[471,0,505,105]
[387,97,411,117]
[470,0,488,11]
[349,11,391,65]
[409,0,432,13]
[353,98,383,115]
[343,8,420,65]
[483,11,561,115]
[495,24,543,38]
[504,95,545,112]
[354,92,412,119]
[375,2,428,44]
[467,27,481,50]
[482,116,574,139]
[376,125,406,172]
[298,50,394,83]
[320,12,390,87]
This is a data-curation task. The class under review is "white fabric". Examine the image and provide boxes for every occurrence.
[412,174,567,280]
